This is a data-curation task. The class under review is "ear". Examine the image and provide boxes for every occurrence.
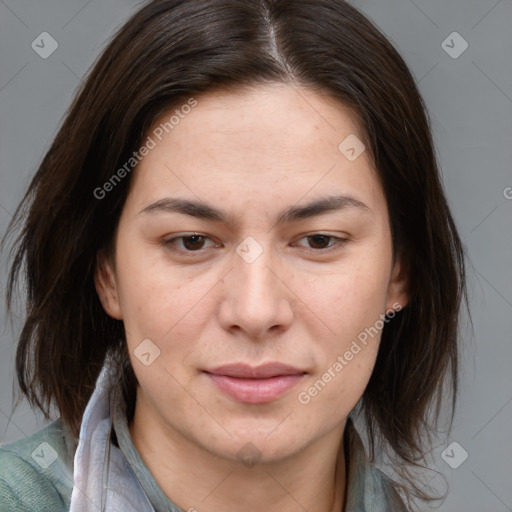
[386,252,409,313]
[94,250,123,320]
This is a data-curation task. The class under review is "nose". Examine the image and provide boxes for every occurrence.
[218,245,294,340]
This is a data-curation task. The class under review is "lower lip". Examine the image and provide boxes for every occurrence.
[206,373,304,404]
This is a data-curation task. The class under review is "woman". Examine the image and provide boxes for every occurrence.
[0,1,468,511]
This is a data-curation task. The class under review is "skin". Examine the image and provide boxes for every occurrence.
[95,83,408,512]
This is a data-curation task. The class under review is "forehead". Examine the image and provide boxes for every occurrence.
[124,83,385,219]
[153,84,366,156]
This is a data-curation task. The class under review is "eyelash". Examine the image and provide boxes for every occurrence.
[160,233,350,256]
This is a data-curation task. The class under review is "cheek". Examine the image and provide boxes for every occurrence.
[113,243,196,345]
[295,329,380,437]
[316,254,391,344]
[298,299,382,424]
[299,250,390,403]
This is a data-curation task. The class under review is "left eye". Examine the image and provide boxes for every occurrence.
[162,234,217,252]
[294,234,348,250]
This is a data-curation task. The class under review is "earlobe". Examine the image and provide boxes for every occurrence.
[94,251,123,320]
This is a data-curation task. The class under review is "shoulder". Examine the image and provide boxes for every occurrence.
[0,418,75,512]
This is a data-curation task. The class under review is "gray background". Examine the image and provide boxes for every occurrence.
[1,0,511,510]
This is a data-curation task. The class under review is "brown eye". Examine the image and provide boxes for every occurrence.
[180,235,207,251]
[307,234,332,249]
[161,234,218,254]
[294,234,349,251]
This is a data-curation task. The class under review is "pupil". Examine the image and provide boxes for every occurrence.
[309,235,329,249]
[184,235,204,250]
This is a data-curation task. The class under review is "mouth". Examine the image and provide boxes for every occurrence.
[203,363,307,404]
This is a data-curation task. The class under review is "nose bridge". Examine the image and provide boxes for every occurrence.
[221,236,293,336]
[234,238,280,305]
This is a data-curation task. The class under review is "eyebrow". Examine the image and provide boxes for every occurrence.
[139,194,371,229]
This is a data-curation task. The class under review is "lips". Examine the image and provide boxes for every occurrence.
[204,363,306,404]
[207,363,305,379]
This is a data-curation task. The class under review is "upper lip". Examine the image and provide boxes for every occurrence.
[205,363,306,379]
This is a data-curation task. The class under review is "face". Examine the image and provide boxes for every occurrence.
[95,83,408,464]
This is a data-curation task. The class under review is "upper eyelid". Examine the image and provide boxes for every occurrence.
[164,234,219,247]
[163,233,349,250]
[165,231,348,239]
[164,232,347,241]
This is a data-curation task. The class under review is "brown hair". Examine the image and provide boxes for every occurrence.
[2,0,468,507]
